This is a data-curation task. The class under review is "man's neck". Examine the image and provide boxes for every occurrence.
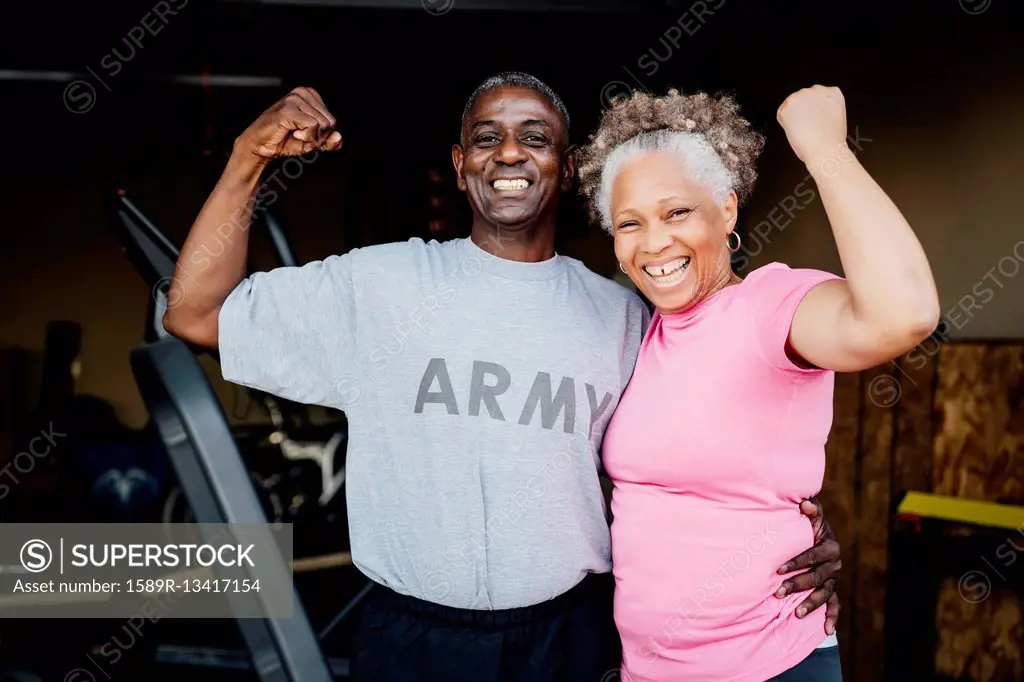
[470,220,557,263]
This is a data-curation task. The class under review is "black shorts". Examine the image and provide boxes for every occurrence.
[350,572,621,682]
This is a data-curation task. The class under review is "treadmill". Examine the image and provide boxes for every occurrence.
[110,192,368,680]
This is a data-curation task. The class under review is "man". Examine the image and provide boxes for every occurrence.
[164,72,841,682]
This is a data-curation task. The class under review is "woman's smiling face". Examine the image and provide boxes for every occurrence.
[610,151,738,314]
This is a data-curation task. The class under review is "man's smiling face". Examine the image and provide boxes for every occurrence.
[453,86,573,230]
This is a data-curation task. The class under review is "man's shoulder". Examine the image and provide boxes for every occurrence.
[342,237,463,279]
[562,256,647,312]
[347,237,454,262]
[561,258,649,372]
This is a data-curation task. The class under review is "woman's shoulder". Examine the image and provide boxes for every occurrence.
[739,262,842,293]
[741,261,828,280]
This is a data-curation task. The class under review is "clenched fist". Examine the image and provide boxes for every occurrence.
[776,85,847,169]
[236,86,343,162]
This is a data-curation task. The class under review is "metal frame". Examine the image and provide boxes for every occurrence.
[263,212,299,268]
[131,337,333,682]
[109,193,179,342]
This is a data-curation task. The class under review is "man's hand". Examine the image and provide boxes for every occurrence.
[775,498,841,635]
[164,87,342,349]
[236,86,343,162]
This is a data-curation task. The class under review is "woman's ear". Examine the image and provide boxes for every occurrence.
[722,191,739,232]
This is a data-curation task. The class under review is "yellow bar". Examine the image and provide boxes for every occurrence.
[897,491,1024,531]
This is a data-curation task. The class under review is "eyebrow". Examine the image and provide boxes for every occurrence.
[614,198,695,217]
[470,119,552,131]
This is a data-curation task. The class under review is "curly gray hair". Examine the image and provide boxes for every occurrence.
[577,89,765,233]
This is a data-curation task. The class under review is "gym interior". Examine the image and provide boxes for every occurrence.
[0,0,1022,680]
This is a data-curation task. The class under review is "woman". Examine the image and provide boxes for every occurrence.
[577,86,939,681]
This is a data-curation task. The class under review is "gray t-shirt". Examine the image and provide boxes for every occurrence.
[218,236,649,609]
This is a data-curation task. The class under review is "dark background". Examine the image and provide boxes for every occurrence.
[0,0,1022,680]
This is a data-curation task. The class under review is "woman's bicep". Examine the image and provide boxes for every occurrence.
[788,279,898,373]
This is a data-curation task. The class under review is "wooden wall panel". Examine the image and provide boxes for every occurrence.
[933,344,1024,502]
[932,343,1024,682]
[935,580,1023,682]
[853,364,896,682]
[824,370,861,674]
[823,342,1022,682]
[892,346,939,495]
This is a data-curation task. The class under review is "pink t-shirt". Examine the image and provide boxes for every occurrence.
[603,263,843,682]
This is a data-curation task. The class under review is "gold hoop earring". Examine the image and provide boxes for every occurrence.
[619,262,628,274]
[726,232,742,253]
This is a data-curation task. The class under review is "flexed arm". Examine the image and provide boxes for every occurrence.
[775,86,940,372]
[164,87,343,348]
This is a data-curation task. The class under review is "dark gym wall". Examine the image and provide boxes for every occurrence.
[1,1,1022,432]
[0,3,1023,681]
[740,36,1024,342]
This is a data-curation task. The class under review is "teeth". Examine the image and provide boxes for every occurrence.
[643,257,690,278]
[492,178,530,191]
[642,257,691,288]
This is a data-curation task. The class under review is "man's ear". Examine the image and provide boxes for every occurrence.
[451,144,467,192]
[560,144,578,193]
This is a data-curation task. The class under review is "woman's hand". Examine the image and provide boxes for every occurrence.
[776,85,848,171]
[775,498,841,635]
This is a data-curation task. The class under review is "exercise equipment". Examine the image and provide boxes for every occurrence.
[130,337,368,679]
[264,212,299,267]
[109,191,179,343]
[131,337,333,682]
[263,397,347,510]
[896,491,1024,530]
[8,320,81,495]
[110,190,371,678]
[885,491,1024,681]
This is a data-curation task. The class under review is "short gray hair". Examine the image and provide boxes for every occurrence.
[595,130,735,233]
[461,71,570,142]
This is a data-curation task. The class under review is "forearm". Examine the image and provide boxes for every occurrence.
[810,148,939,339]
[164,146,267,345]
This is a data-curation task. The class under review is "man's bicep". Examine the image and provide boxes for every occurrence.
[218,255,358,407]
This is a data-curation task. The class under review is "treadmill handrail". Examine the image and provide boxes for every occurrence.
[262,212,299,268]
[109,192,290,354]
[130,337,333,682]
[109,193,181,289]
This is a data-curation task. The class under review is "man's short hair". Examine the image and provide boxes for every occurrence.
[461,71,570,142]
